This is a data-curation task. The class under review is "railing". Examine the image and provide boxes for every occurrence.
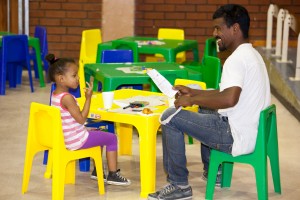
[265,4,299,80]
[266,4,278,49]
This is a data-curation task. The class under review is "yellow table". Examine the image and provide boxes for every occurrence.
[77,89,168,198]
[0,32,45,87]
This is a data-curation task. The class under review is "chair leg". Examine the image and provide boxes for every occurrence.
[22,149,36,194]
[254,161,268,200]
[188,135,194,144]
[27,64,34,93]
[93,156,105,195]
[268,124,281,193]
[65,161,76,184]
[221,162,234,187]
[79,158,91,172]
[53,161,66,200]
[44,150,53,179]
[268,154,281,194]
[205,153,221,200]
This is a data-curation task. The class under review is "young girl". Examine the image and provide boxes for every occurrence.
[46,54,130,186]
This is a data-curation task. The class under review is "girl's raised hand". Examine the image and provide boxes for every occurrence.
[85,76,94,98]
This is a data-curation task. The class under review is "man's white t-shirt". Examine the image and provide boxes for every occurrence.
[218,43,271,156]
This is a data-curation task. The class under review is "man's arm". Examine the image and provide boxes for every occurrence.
[174,86,241,110]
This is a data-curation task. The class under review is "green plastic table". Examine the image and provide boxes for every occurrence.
[0,32,45,87]
[96,36,199,63]
[84,62,190,92]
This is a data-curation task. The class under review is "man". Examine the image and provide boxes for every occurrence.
[148,4,271,200]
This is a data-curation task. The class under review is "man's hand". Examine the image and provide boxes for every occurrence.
[174,95,194,109]
[174,85,192,99]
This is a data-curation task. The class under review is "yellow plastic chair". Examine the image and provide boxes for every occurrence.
[174,79,206,144]
[79,29,102,97]
[145,28,186,63]
[205,104,281,200]
[22,102,105,200]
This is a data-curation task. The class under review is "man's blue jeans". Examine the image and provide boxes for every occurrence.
[161,107,233,186]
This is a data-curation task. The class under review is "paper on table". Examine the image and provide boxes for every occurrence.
[147,69,178,98]
[146,69,182,125]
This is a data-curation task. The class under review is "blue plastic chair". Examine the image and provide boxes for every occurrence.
[29,26,49,79]
[100,49,143,90]
[0,35,34,95]
[44,83,114,172]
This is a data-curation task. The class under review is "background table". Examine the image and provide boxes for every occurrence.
[0,32,45,87]
[96,36,199,63]
[84,62,190,92]
[77,89,168,198]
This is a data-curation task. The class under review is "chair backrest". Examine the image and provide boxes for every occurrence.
[2,35,30,63]
[79,29,102,64]
[204,37,217,58]
[158,28,185,40]
[101,49,134,63]
[201,55,221,89]
[34,26,48,58]
[157,28,186,61]
[79,29,102,97]
[111,40,139,62]
[28,102,63,149]
[255,104,277,155]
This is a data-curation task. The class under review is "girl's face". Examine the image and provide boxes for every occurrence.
[62,63,79,89]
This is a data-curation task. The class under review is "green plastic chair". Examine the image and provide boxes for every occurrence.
[201,55,221,89]
[205,104,281,200]
[203,37,217,60]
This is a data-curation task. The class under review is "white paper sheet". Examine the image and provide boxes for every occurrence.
[147,69,182,124]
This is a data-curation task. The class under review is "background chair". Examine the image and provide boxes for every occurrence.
[0,35,34,95]
[29,26,49,79]
[201,55,221,89]
[182,37,218,70]
[99,49,143,90]
[184,55,221,89]
[145,28,186,63]
[174,79,206,144]
[205,104,281,200]
[22,102,105,200]
[79,29,102,97]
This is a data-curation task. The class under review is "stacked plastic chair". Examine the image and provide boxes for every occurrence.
[29,26,49,79]
[0,35,34,95]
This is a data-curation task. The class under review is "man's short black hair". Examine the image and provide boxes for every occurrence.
[213,4,250,39]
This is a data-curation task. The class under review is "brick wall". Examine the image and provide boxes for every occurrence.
[135,0,300,61]
[29,0,300,62]
[29,0,102,61]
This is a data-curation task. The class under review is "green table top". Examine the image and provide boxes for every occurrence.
[84,62,189,92]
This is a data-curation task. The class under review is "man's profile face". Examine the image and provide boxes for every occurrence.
[212,17,233,52]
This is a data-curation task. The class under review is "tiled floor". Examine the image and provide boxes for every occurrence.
[0,78,299,200]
